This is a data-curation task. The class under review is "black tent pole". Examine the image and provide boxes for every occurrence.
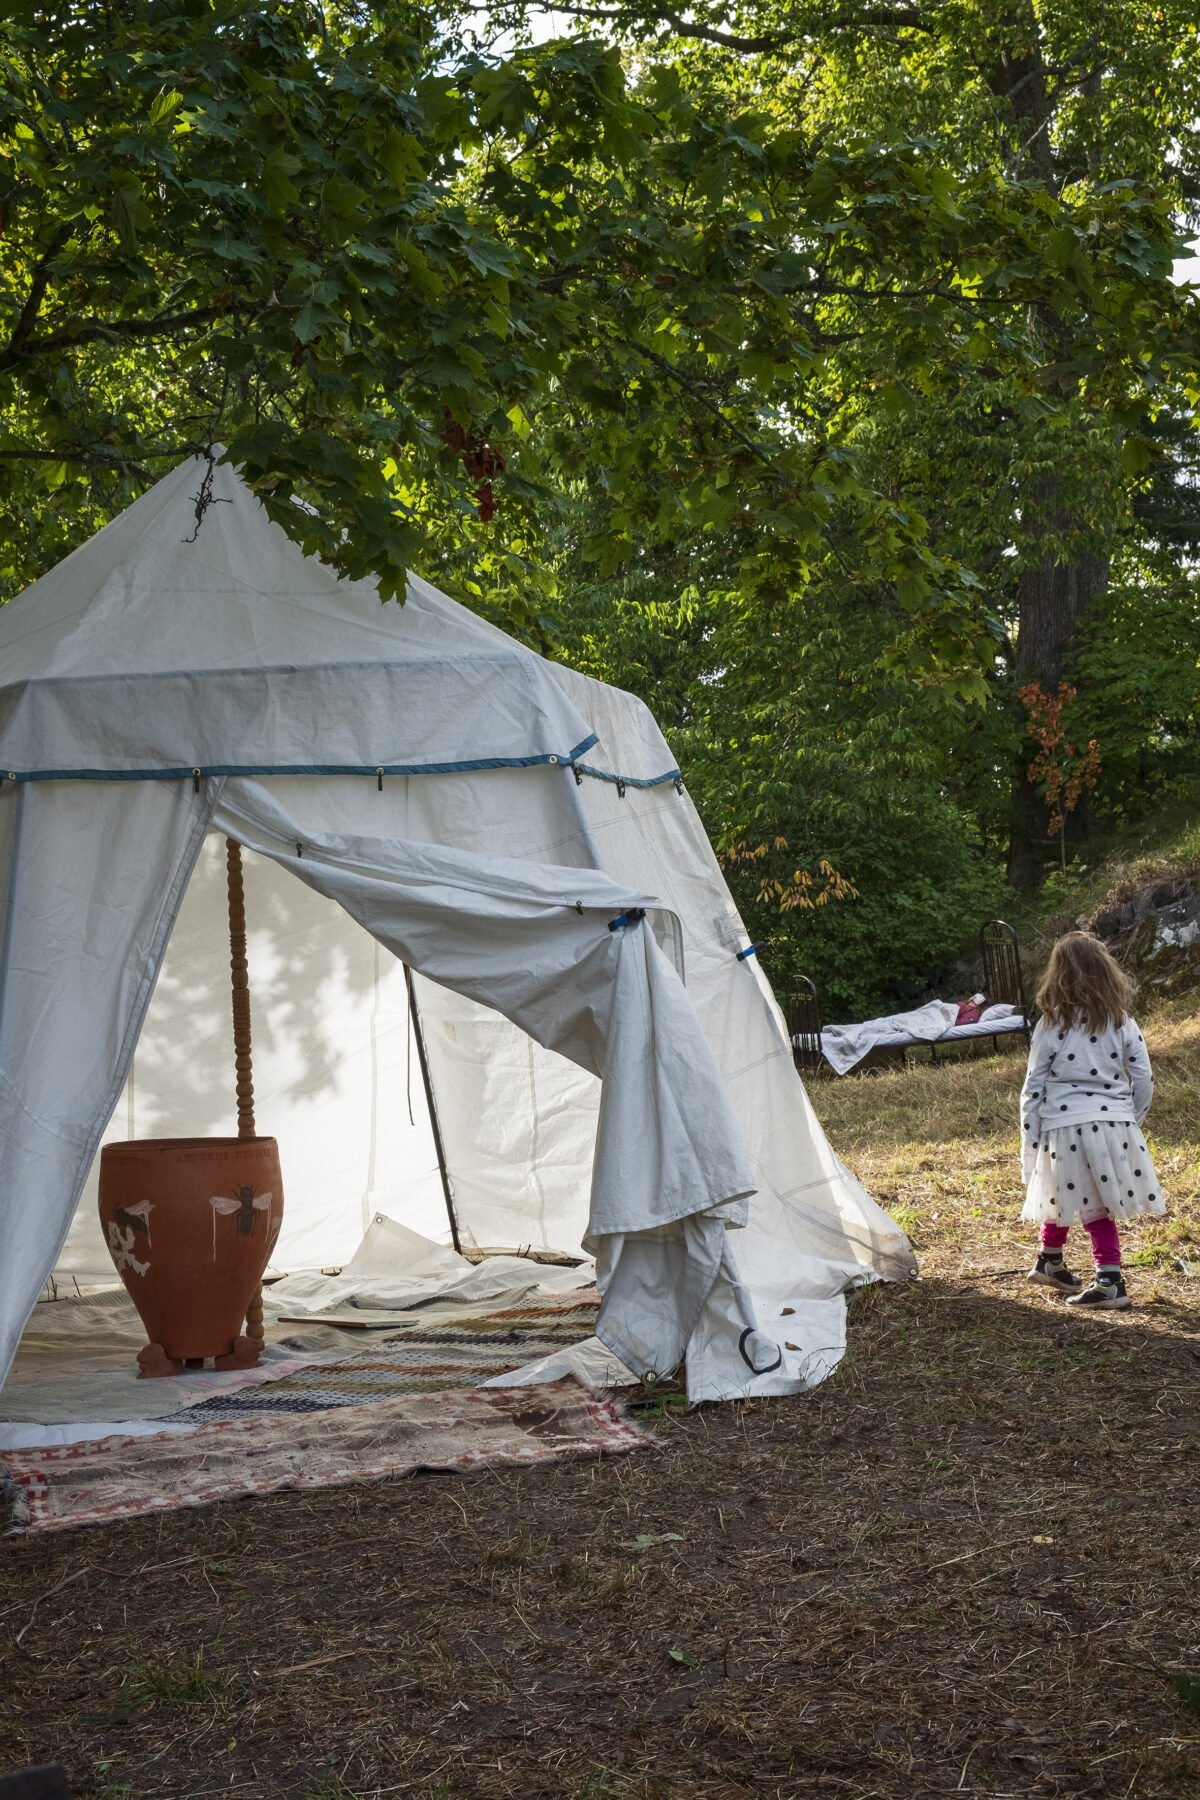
[403,964,463,1255]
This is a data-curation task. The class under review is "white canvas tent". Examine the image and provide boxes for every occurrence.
[0,452,914,1405]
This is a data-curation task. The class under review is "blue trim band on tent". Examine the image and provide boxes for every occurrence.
[573,761,682,790]
[0,734,602,782]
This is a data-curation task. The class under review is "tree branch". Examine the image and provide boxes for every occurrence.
[0,445,177,482]
[0,304,234,372]
[523,0,930,53]
[5,222,71,364]
[626,338,781,470]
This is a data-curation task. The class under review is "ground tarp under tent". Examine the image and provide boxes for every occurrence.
[0,451,914,1410]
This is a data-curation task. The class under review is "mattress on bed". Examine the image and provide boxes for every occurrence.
[940,1012,1028,1041]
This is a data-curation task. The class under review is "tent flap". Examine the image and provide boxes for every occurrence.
[213,777,756,1381]
[0,775,215,1383]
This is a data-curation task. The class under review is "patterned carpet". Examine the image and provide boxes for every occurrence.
[4,1377,643,1533]
[175,1290,603,1420]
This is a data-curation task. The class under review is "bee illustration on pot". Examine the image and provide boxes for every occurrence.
[209,1184,273,1259]
[107,1198,153,1277]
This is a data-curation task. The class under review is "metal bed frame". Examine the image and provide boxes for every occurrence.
[786,919,1032,1075]
[784,974,825,1075]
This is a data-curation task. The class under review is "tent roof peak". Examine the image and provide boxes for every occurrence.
[0,452,681,789]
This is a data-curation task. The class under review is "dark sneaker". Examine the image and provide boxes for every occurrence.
[1066,1273,1131,1310]
[1027,1253,1083,1292]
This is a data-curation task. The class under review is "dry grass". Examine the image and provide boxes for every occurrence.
[2,1008,1200,1799]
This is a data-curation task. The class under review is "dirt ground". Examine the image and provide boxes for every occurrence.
[2,1002,1199,1800]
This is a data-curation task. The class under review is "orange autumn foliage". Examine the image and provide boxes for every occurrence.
[1018,680,1101,838]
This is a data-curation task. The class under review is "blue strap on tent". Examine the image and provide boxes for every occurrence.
[736,942,766,961]
[608,908,647,933]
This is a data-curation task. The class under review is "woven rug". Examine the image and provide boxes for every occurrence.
[270,1285,600,1335]
[178,1292,603,1419]
[0,1286,355,1427]
[2,1377,644,1533]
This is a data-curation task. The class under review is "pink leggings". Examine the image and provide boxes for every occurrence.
[1041,1217,1121,1267]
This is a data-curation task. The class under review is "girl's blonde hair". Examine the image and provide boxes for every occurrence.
[1036,931,1133,1034]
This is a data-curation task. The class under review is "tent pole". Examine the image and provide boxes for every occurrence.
[226,837,265,1348]
[404,964,463,1255]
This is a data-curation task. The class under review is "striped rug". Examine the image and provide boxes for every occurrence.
[176,1291,602,1420]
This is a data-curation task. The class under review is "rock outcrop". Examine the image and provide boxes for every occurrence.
[1090,876,1200,994]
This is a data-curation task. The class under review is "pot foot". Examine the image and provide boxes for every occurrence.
[137,1343,185,1379]
[214,1336,261,1372]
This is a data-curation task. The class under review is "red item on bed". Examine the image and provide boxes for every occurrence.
[955,1000,981,1025]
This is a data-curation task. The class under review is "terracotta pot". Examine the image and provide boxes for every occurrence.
[98,1137,283,1362]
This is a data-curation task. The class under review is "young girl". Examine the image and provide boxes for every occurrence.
[1021,932,1162,1309]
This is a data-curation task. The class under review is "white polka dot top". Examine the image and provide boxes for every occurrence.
[1020,1013,1153,1159]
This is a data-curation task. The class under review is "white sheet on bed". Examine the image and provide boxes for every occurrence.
[811,1001,1024,1075]
[819,1000,958,1075]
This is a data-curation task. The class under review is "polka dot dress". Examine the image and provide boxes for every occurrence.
[1021,1121,1165,1227]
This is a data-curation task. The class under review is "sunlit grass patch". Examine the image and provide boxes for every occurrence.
[812,1010,1200,1283]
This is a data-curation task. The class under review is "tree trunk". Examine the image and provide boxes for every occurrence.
[974,10,1115,890]
[1013,482,1110,686]
[1006,473,1110,891]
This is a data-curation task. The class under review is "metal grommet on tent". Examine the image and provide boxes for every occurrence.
[376,766,384,791]
[193,768,202,794]
[549,754,558,764]
[616,778,626,799]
